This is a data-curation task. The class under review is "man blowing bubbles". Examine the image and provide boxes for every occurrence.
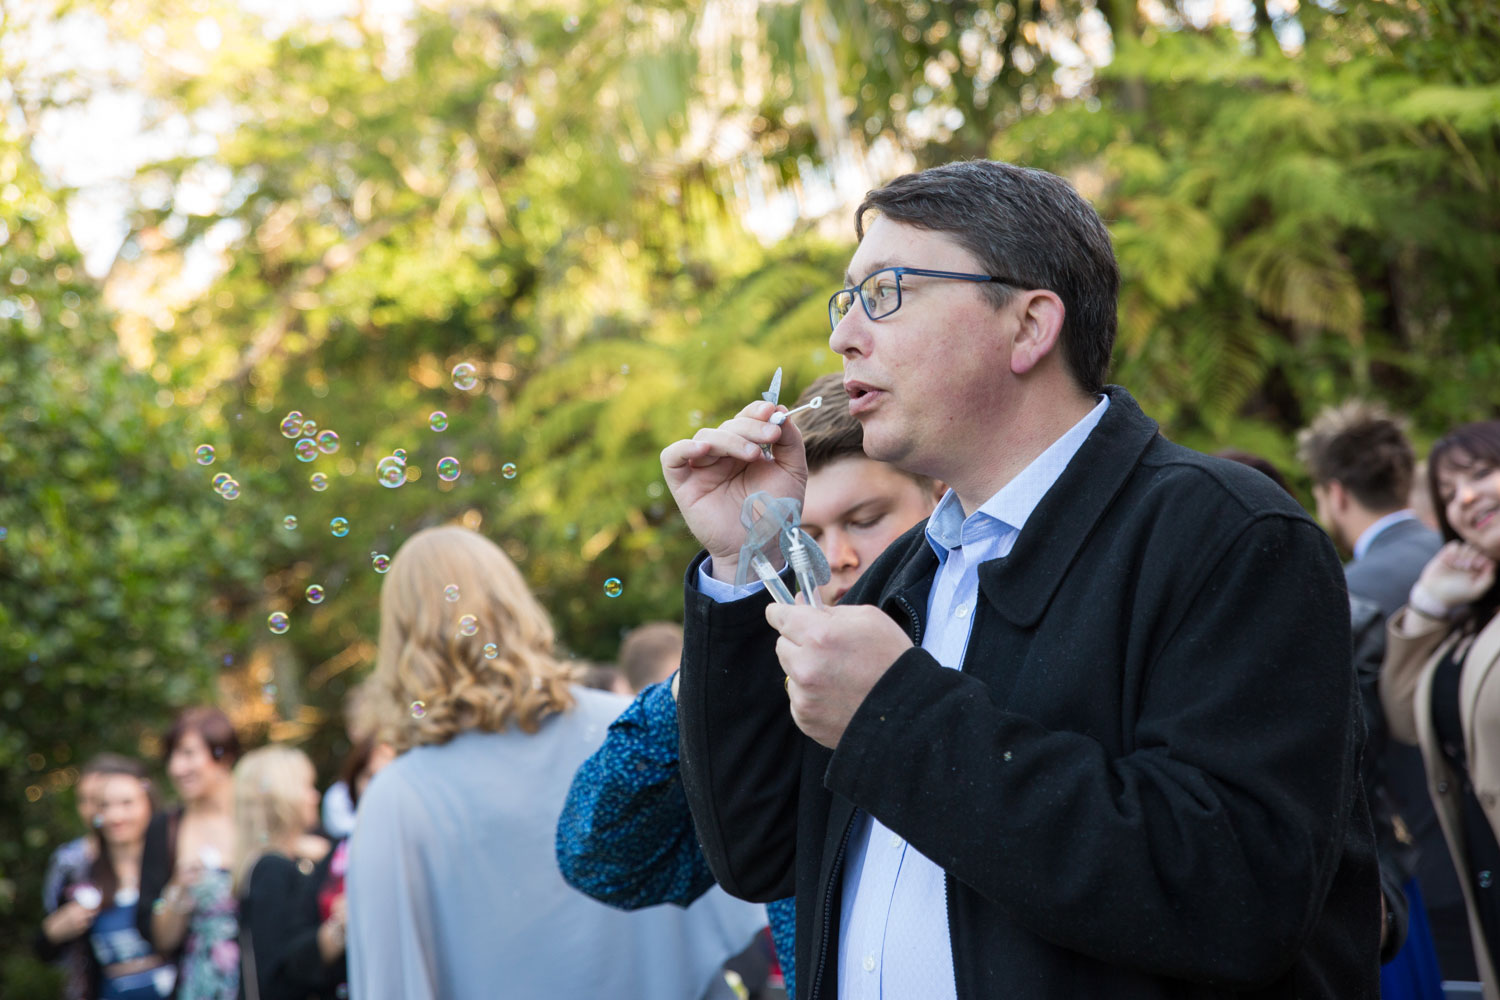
[661,160,1380,999]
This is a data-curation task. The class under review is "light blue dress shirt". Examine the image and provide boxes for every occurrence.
[698,394,1108,998]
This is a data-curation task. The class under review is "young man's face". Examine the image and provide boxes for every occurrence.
[802,456,941,604]
[831,216,1012,480]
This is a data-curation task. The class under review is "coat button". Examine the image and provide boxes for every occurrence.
[1437,781,1450,794]
[1481,871,1494,889]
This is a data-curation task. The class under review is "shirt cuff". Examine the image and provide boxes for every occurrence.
[695,559,767,603]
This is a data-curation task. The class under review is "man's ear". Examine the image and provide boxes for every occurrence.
[927,479,948,506]
[1326,479,1349,513]
[1008,290,1067,377]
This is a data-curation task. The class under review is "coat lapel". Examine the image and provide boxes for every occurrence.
[977,386,1160,628]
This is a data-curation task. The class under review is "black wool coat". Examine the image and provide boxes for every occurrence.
[677,387,1381,999]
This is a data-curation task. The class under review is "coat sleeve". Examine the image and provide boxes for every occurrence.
[1379,606,1451,746]
[346,768,442,1000]
[555,679,718,909]
[826,514,1371,988]
[677,554,805,903]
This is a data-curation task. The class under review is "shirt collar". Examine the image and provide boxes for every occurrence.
[1353,509,1418,561]
[925,395,1110,562]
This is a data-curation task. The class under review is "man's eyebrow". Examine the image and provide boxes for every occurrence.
[842,260,900,286]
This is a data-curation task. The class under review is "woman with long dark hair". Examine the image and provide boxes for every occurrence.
[137,707,242,1000]
[39,756,175,998]
[1383,420,1500,996]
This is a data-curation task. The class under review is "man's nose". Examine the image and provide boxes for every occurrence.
[826,531,858,570]
[829,307,870,359]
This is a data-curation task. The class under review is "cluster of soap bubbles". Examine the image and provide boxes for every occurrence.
[212,472,241,501]
[283,410,341,464]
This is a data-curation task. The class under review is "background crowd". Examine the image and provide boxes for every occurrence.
[4,0,1497,995]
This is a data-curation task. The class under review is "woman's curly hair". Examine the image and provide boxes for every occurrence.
[372,525,575,752]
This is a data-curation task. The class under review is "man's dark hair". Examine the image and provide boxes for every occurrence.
[1295,400,1416,512]
[795,373,933,491]
[855,160,1119,394]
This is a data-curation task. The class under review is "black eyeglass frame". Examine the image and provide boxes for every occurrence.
[827,267,1021,332]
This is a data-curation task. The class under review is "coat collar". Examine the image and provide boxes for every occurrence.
[975,386,1159,628]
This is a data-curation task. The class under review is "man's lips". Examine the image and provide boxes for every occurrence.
[844,379,883,414]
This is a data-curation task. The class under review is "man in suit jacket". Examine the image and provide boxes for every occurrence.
[1300,400,1468,978]
[665,160,1379,999]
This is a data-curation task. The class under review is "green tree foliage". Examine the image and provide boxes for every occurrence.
[2,0,1496,976]
[993,0,1500,463]
[0,129,259,969]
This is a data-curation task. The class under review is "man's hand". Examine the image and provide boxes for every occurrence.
[767,603,914,749]
[661,400,807,584]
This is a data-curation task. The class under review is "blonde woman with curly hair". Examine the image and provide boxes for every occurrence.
[346,525,762,1000]
[233,746,346,1000]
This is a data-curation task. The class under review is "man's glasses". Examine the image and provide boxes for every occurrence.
[827,267,1019,332]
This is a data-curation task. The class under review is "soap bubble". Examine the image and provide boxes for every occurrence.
[458,614,478,636]
[371,553,391,574]
[195,444,215,465]
[483,643,499,659]
[437,456,460,482]
[267,612,290,634]
[316,429,339,454]
[444,584,460,602]
[310,472,329,492]
[330,517,349,537]
[220,480,241,500]
[451,362,477,391]
[377,456,406,488]
[393,448,407,462]
[603,578,623,598]
[283,515,297,530]
[409,700,427,719]
[212,473,231,492]
[301,419,318,438]
[295,438,318,462]
[429,411,448,432]
[501,462,517,479]
[305,584,325,604]
[280,411,304,438]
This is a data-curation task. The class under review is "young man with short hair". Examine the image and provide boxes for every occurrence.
[665,160,1379,998]
[556,375,943,996]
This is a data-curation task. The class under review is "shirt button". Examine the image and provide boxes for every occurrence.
[889,832,904,849]
[863,954,876,973]
[955,604,969,618]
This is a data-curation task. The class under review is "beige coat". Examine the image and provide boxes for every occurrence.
[1381,604,1500,997]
